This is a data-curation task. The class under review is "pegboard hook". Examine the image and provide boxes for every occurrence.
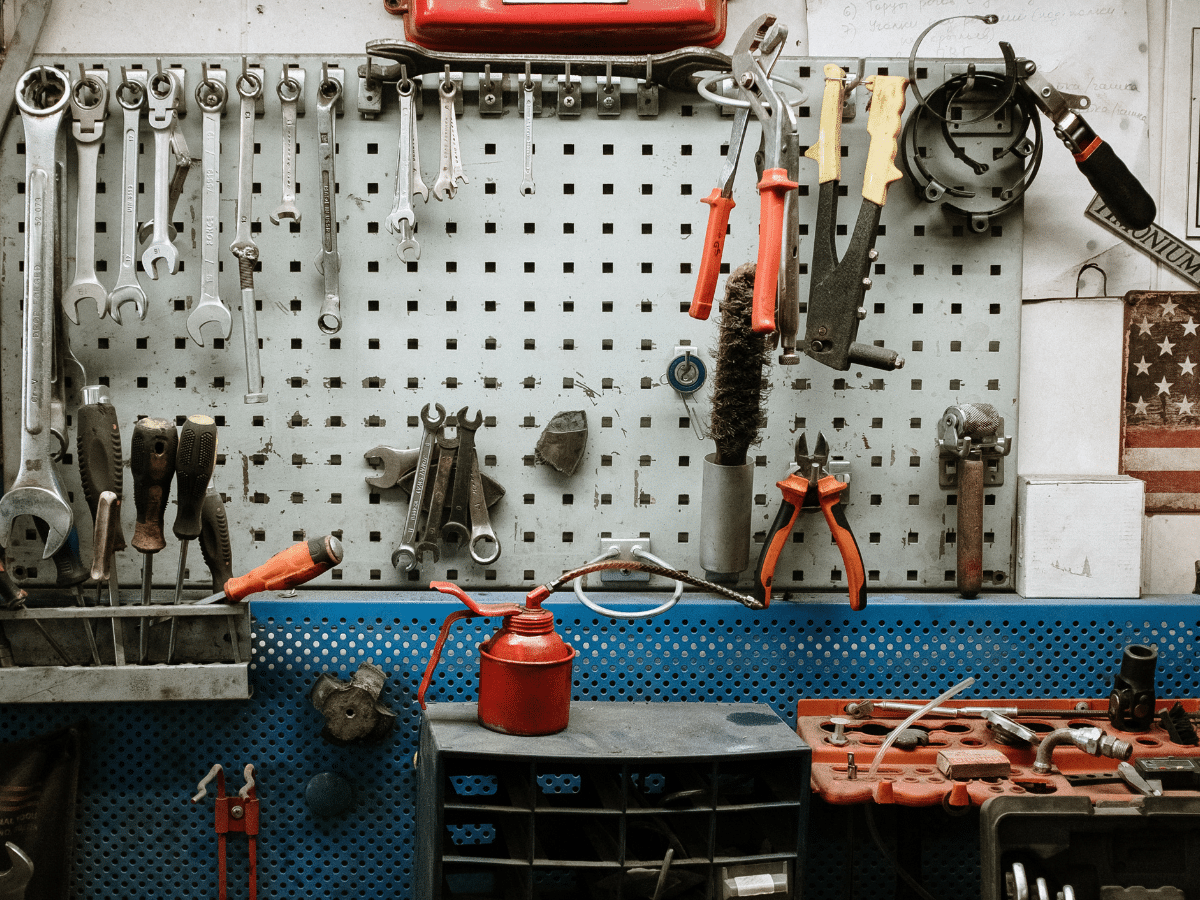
[573,544,684,619]
[1075,263,1107,298]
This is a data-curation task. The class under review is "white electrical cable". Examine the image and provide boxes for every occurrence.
[866,676,976,780]
[573,545,685,619]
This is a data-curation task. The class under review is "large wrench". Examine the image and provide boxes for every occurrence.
[230,69,267,404]
[186,74,231,346]
[392,403,445,571]
[63,70,107,322]
[385,78,420,261]
[270,71,301,224]
[467,452,501,565]
[432,76,467,200]
[441,407,482,544]
[422,429,457,546]
[106,77,147,324]
[0,67,74,559]
[315,76,343,334]
[140,70,179,279]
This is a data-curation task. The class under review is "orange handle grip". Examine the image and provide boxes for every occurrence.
[223,535,343,602]
[753,474,807,608]
[816,478,867,611]
[752,168,799,334]
[690,189,736,320]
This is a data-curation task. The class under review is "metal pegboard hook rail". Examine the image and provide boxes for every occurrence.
[694,70,807,111]
[572,544,685,619]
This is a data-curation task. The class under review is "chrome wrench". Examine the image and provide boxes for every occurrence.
[315,75,343,334]
[63,70,107,322]
[519,76,535,196]
[270,71,301,224]
[441,407,482,544]
[392,403,445,571]
[0,68,74,559]
[187,73,232,346]
[230,69,267,404]
[422,429,457,547]
[140,70,180,279]
[467,451,501,565]
[107,76,147,324]
[432,75,466,200]
[386,78,420,261]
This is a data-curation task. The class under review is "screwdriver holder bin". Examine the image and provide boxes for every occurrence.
[416,701,810,900]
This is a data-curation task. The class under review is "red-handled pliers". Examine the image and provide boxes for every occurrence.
[754,432,866,610]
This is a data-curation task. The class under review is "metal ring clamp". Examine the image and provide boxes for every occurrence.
[573,545,685,619]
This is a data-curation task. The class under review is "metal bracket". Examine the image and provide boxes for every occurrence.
[359,59,384,118]
[479,66,506,116]
[320,64,345,116]
[637,60,659,117]
[938,450,1006,488]
[944,63,1013,136]
[597,64,621,117]
[598,537,651,583]
[553,71,582,118]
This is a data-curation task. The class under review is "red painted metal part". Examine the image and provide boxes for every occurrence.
[388,0,726,55]
[797,698,1200,808]
[197,766,260,900]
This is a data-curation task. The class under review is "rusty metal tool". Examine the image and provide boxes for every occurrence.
[193,764,259,900]
[937,404,1011,598]
[130,417,177,661]
[393,404,446,571]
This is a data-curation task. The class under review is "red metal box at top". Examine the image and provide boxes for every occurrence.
[387,0,727,55]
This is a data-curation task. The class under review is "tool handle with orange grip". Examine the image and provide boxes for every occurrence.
[752,168,798,333]
[202,535,344,604]
[753,474,807,607]
[816,477,866,610]
[690,189,736,320]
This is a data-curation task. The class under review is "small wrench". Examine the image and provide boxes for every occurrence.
[519,76,535,196]
[467,452,501,565]
[187,73,232,346]
[386,78,421,261]
[315,76,343,334]
[106,76,147,324]
[270,72,301,224]
[393,403,445,571]
[0,842,34,900]
[140,70,180,279]
[432,75,467,200]
[231,69,267,404]
[441,407,482,544]
[420,429,458,553]
[64,71,107,322]
[0,67,75,559]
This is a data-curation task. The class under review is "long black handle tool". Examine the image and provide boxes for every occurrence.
[167,416,218,663]
[198,490,239,662]
[130,416,177,663]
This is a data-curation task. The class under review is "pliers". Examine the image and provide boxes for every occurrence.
[753,432,866,610]
[803,65,908,372]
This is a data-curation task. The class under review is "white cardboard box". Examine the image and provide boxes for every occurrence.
[1016,475,1144,598]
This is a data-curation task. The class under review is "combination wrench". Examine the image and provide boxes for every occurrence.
[270,70,301,224]
[432,75,467,200]
[385,77,421,261]
[392,403,445,571]
[230,68,267,404]
[63,69,107,322]
[466,452,501,565]
[187,72,232,346]
[106,74,147,324]
[519,76,535,196]
[441,407,482,545]
[0,67,74,559]
[140,69,180,279]
[423,429,457,545]
[315,75,343,334]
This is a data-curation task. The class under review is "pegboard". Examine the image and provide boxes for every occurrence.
[0,55,1023,596]
[1,593,1198,900]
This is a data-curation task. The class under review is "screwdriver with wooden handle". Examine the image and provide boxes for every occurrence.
[167,416,218,663]
[193,535,344,605]
[130,417,177,663]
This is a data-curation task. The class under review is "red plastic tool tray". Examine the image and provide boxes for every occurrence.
[796,698,1200,807]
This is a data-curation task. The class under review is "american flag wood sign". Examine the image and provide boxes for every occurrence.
[1121,291,1200,512]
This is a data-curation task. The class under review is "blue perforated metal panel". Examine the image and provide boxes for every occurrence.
[2,593,1199,899]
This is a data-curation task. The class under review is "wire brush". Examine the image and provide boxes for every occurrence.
[709,262,771,466]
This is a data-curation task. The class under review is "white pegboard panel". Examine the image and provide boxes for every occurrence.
[0,55,1021,596]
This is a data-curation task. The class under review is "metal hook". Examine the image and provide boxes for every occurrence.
[119,65,128,86]
[524,61,532,89]
[604,61,613,89]
[322,61,328,86]
[565,61,572,83]
[192,764,224,803]
[239,763,257,798]
[401,64,408,84]
[77,63,86,84]
[242,55,249,79]
[443,63,451,84]
[645,57,652,83]
[843,58,866,97]
[156,57,163,78]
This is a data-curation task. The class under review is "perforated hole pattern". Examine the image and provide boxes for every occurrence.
[2,596,1198,899]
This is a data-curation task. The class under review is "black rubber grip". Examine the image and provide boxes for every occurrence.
[130,417,178,554]
[77,400,127,553]
[1077,139,1157,231]
[35,520,89,588]
[198,491,234,595]
[172,416,219,541]
[307,535,344,567]
[753,498,797,605]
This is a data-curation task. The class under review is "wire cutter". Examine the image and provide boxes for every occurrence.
[753,432,866,610]
[803,65,908,372]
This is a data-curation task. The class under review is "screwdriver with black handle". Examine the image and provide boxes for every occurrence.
[130,416,177,664]
[166,416,218,663]
[198,490,239,661]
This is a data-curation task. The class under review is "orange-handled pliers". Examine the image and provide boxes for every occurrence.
[754,432,866,610]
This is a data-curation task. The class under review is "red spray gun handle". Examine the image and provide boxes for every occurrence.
[752,168,799,333]
[417,581,522,709]
[689,189,736,320]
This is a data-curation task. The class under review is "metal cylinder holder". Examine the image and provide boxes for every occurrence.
[700,453,755,577]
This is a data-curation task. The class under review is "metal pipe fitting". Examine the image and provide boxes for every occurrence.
[1031,726,1133,774]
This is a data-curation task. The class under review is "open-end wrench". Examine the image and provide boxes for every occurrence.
[467,451,501,565]
[386,78,421,261]
[441,407,482,545]
[64,70,107,323]
[107,76,147,324]
[230,68,267,404]
[315,75,343,334]
[392,403,445,571]
[140,70,180,279]
[270,71,301,224]
[519,76,535,196]
[0,841,34,900]
[363,445,420,489]
[0,67,74,559]
[135,125,191,246]
[187,73,232,346]
[432,75,467,200]
[423,430,457,540]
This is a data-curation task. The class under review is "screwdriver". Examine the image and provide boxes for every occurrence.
[193,535,344,605]
[167,416,218,664]
[130,416,178,664]
[197,490,239,661]
[35,519,100,665]
[90,491,125,665]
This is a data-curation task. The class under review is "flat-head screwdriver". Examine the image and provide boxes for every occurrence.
[167,415,218,663]
[130,416,177,663]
